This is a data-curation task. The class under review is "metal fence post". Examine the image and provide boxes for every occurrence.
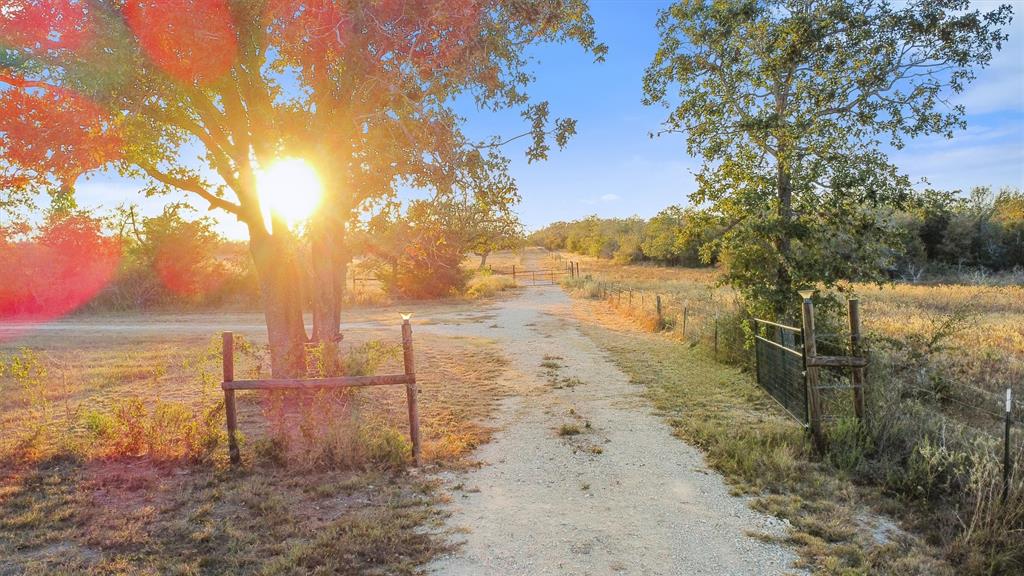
[713,312,719,359]
[1006,387,1013,504]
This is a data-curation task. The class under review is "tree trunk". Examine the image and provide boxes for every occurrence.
[248,224,308,378]
[309,214,346,374]
[775,159,794,320]
[477,252,489,270]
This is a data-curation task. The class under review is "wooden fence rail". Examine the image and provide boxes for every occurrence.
[221,318,421,466]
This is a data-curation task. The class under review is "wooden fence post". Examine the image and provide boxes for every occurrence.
[848,298,865,420]
[801,294,826,453]
[222,332,240,465]
[656,294,663,328]
[682,306,688,338]
[512,265,516,282]
[402,318,422,467]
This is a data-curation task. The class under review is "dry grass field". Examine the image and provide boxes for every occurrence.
[0,299,510,574]
[558,251,1024,573]
[560,251,1024,412]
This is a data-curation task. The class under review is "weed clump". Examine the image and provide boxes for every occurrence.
[558,424,581,437]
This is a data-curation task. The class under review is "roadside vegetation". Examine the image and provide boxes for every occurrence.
[562,258,1023,574]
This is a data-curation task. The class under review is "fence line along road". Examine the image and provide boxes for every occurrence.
[487,260,582,285]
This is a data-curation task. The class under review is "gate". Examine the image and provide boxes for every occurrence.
[752,319,808,424]
[753,296,868,452]
[489,262,579,286]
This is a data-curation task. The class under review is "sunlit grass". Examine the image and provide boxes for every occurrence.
[0,320,508,573]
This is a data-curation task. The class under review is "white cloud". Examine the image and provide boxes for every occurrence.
[889,118,1024,191]
[600,193,621,202]
[953,11,1024,115]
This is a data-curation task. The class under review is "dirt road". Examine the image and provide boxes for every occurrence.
[421,284,798,575]
[2,250,799,574]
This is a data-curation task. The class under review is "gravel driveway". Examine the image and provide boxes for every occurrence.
[422,284,799,575]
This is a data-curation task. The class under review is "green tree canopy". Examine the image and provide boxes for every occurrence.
[644,0,1012,319]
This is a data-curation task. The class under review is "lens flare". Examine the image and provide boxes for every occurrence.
[255,158,324,234]
[0,216,121,340]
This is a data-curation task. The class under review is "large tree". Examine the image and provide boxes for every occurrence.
[644,0,1012,319]
[0,0,605,375]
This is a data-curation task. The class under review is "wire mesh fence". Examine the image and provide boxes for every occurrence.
[753,320,808,424]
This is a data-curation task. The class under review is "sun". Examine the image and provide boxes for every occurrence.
[255,158,323,233]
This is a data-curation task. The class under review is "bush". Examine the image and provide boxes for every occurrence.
[376,231,468,299]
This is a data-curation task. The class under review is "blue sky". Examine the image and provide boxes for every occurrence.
[75,0,1024,237]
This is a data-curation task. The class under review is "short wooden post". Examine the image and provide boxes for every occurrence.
[512,265,516,282]
[575,262,579,278]
[848,298,865,420]
[532,270,536,284]
[801,295,826,453]
[222,332,240,465]
[402,318,422,467]
[655,294,663,328]
[682,306,689,337]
